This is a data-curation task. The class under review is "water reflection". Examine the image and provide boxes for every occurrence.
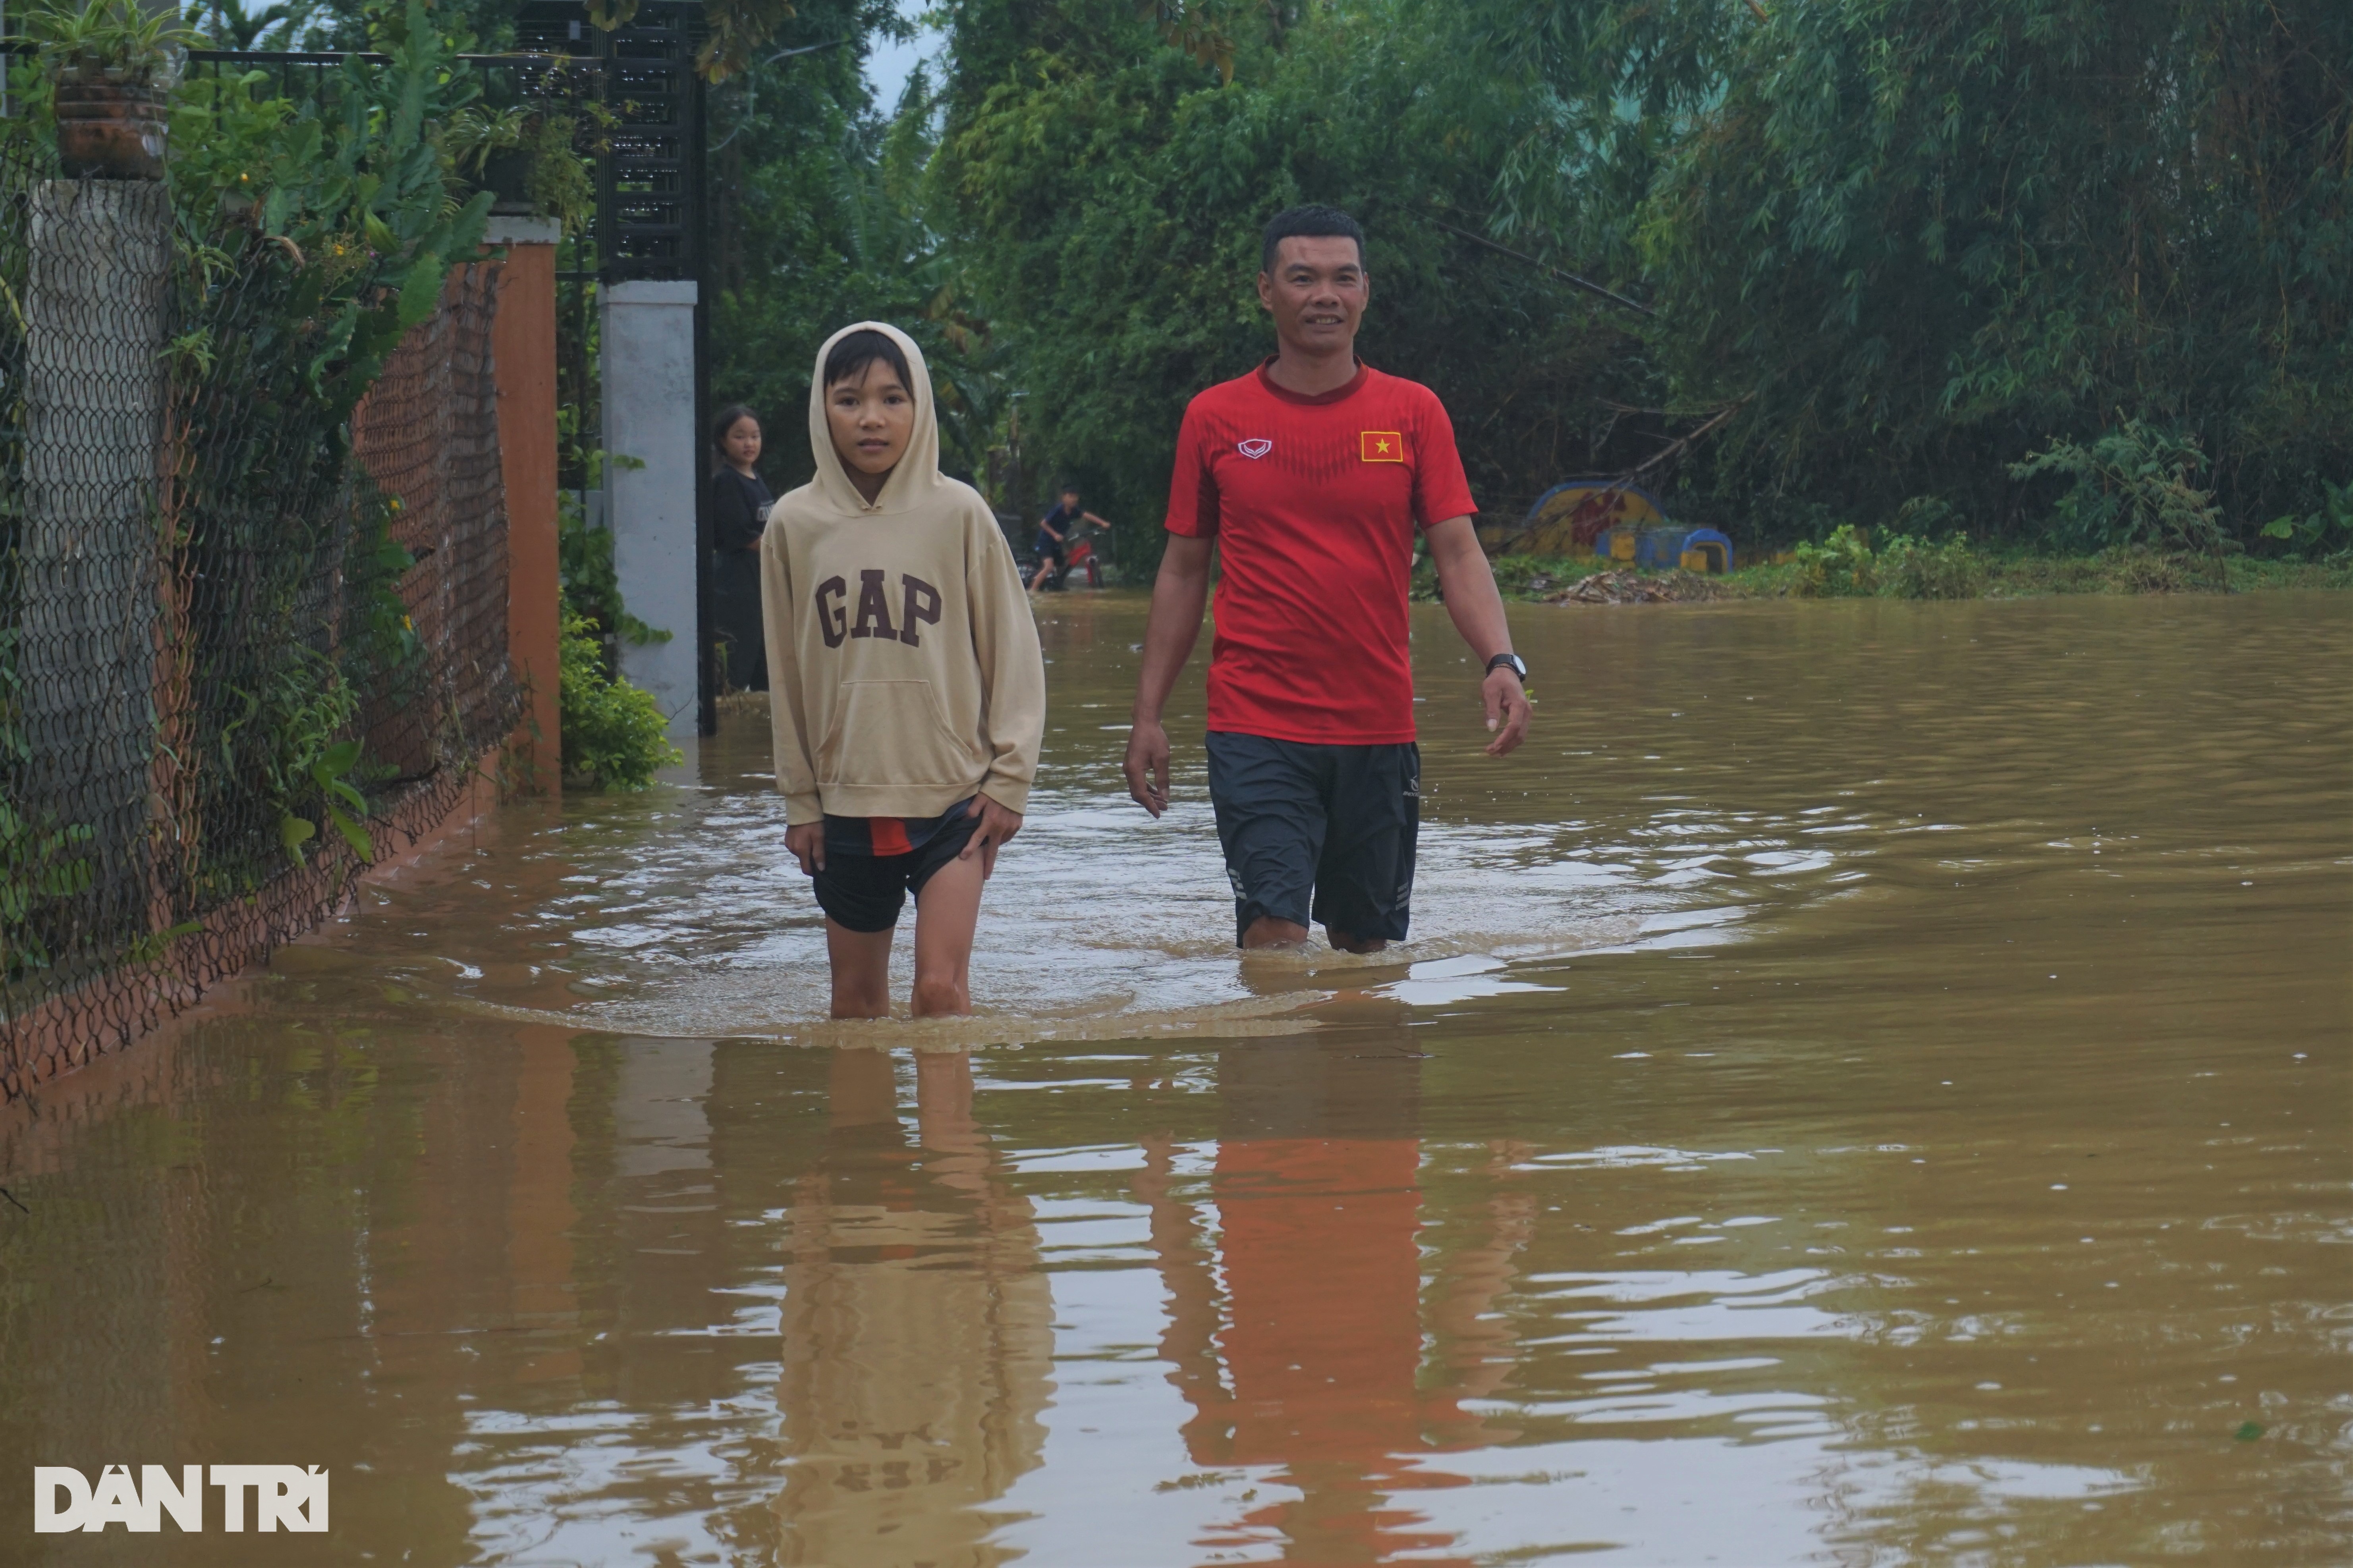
[774,1050,1051,1566]
[1134,1009,1528,1564]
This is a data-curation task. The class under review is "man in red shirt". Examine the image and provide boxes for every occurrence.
[1123,205,1531,952]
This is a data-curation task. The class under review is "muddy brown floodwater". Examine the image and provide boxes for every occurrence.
[1,592,2346,1566]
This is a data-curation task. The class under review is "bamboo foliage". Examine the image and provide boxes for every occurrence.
[1486,0,2353,533]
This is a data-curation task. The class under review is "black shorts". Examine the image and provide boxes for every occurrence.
[1033,534,1066,565]
[810,800,980,933]
[1204,732,1419,946]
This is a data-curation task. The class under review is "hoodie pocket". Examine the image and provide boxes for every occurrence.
[817,679,973,788]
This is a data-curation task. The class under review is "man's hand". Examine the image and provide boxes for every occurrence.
[786,822,826,876]
[1123,719,1172,817]
[1423,516,1533,761]
[1482,669,1531,756]
[959,795,1024,877]
[1124,532,1213,817]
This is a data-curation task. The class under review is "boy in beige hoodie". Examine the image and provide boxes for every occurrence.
[761,323,1046,1018]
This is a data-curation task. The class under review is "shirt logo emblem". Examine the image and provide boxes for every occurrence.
[1360,430,1405,463]
[1237,438,1273,459]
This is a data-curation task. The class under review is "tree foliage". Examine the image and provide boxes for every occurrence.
[905,0,2348,550]
[926,0,1656,546]
[165,8,495,421]
[704,3,1010,495]
[1485,0,2353,541]
[242,0,2347,554]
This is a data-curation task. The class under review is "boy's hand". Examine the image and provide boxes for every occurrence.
[960,796,1024,878]
[786,822,826,876]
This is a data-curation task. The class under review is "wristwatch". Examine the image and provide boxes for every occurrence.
[1486,652,1529,681]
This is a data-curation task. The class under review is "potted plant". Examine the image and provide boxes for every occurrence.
[25,0,196,180]
[444,100,599,233]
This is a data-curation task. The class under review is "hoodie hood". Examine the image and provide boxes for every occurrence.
[762,323,1046,826]
[806,320,946,516]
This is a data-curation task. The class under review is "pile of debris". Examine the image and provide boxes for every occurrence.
[1542,568,1725,605]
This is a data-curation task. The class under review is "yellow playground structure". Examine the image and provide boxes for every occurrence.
[1506,480,1733,573]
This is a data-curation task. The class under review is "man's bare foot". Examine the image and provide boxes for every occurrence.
[1240,915,1312,950]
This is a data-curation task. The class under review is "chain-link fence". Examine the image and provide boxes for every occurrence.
[0,133,519,1100]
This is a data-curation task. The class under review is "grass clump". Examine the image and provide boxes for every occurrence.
[1425,521,2351,608]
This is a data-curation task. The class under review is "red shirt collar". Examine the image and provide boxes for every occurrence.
[1255,357,1369,406]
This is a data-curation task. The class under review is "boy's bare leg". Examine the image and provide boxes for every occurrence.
[910,853,984,1015]
[826,920,894,1018]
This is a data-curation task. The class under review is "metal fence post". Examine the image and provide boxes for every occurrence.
[21,177,172,966]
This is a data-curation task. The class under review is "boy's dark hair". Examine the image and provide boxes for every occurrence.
[1060,482,1081,497]
[823,328,913,392]
[1261,204,1365,274]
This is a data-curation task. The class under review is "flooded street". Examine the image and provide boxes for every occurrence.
[2,592,2347,1565]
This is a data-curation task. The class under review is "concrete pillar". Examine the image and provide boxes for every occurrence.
[484,216,562,789]
[19,179,171,950]
[599,280,700,740]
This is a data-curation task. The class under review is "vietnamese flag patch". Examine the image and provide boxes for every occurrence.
[1359,430,1405,463]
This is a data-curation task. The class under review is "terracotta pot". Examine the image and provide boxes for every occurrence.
[53,79,168,181]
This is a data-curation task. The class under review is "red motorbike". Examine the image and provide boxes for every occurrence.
[1031,523,1107,590]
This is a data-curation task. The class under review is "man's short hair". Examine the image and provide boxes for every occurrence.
[1261,204,1365,274]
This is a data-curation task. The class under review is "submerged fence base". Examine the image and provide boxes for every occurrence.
[0,759,498,1099]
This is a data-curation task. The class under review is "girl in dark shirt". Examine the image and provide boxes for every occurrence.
[710,403,773,692]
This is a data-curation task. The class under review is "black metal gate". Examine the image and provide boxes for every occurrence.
[515,1,714,736]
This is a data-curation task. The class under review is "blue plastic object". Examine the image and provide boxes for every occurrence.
[1624,526,1735,573]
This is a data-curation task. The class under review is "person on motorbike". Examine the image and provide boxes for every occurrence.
[1029,484,1113,592]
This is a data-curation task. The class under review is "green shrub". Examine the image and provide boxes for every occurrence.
[1790,525,1878,596]
[233,646,372,864]
[2008,419,2227,555]
[2259,478,2353,560]
[559,611,680,791]
[1877,533,1989,600]
[1789,522,1990,598]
